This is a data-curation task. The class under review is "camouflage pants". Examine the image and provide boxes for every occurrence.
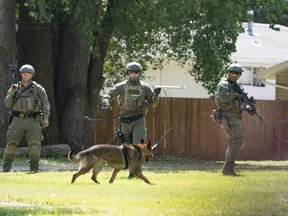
[3,117,43,172]
[220,113,245,163]
[120,117,147,144]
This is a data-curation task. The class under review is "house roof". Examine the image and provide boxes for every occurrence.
[231,23,288,68]
[256,60,288,90]
[258,60,288,79]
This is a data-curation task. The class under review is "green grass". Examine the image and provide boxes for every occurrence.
[0,157,288,215]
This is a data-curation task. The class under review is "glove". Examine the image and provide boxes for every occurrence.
[154,87,161,95]
[101,98,110,111]
[42,119,49,128]
[11,84,17,90]
[245,105,252,111]
[245,105,256,115]
[9,84,18,93]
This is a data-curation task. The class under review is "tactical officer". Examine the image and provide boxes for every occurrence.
[101,62,160,178]
[213,63,247,176]
[102,62,161,144]
[2,64,50,173]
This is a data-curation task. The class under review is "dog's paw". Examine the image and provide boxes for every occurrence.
[149,182,156,185]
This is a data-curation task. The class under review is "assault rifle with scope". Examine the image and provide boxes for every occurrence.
[9,54,19,84]
[8,54,20,123]
[232,82,266,126]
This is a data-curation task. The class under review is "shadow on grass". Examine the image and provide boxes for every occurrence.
[1,153,288,173]
[147,157,288,172]
[234,162,288,171]
[0,206,86,215]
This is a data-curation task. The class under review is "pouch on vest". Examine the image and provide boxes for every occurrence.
[126,98,137,110]
[210,109,222,124]
[26,97,34,111]
[124,86,143,111]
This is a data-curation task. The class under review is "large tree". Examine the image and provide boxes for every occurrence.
[1,0,287,149]
[0,0,17,144]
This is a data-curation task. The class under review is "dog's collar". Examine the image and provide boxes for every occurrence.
[131,144,142,161]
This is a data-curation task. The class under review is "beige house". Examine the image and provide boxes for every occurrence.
[144,23,288,101]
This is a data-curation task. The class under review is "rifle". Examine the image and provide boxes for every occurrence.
[232,82,266,126]
[8,54,19,124]
[9,54,19,84]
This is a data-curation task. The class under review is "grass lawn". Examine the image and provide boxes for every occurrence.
[0,156,288,215]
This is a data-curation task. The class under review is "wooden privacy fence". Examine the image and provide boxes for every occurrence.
[94,98,288,161]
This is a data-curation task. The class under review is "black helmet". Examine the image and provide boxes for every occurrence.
[228,63,243,73]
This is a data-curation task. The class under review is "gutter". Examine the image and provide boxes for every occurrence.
[258,60,288,90]
[260,79,288,90]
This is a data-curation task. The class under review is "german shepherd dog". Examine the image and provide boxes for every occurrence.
[68,140,154,185]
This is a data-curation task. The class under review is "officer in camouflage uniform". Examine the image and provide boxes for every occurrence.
[2,64,50,173]
[101,62,160,144]
[213,63,247,176]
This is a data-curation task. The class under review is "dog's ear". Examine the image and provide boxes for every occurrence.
[140,139,145,143]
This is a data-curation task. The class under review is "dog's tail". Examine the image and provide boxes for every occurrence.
[68,149,82,163]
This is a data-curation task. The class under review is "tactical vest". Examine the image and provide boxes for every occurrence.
[122,84,144,111]
[214,81,242,113]
[12,82,42,113]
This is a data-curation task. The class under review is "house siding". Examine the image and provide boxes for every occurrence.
[276,71,288,100]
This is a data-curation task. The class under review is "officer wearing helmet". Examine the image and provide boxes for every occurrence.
[212,63,246,176]
[2,64,50,173]
[101,61,160,178]
[102,62,160,143]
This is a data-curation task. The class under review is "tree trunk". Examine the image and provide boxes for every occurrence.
[88,0,116,117]
[0,0,16,147]
[17,1,60,145]
[54,17,92,151]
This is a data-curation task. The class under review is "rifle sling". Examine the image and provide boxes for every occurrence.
[13,83,34,104]
[231,82,244,94]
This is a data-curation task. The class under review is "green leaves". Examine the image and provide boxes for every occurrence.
[25,0,288,94]
[106,0,249,94]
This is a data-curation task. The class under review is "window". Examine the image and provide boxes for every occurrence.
[238,66,265,87]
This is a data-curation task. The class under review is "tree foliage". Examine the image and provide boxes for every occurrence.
[26,0,288,94]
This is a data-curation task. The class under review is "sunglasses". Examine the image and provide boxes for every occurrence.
[229,71,242,75]
[129,71,140,74]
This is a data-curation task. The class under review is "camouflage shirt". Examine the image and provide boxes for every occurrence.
[214,78,243,113]
[4,80,50,121]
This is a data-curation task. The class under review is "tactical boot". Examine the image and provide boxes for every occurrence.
[29,158,39,173]
[2,153,15,172]
[28,143,40,173]
[222,162,240,177]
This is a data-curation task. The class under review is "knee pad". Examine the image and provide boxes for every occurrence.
[233,138,245,148]
[5,142,18,154]
[28,143,41,156]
